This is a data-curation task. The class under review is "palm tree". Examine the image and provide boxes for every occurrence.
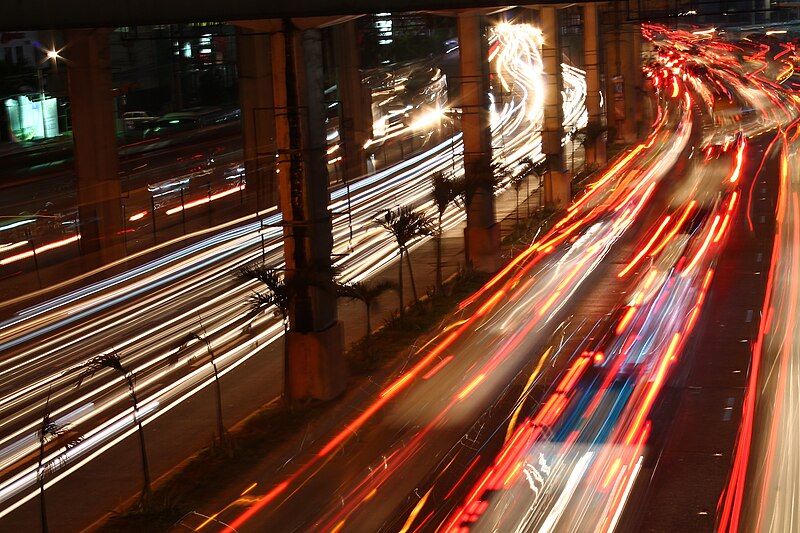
[36,389,83,533]
[172,315,225,445]
[76,351,151,500]
[239,264,291,333]
[37,390,56,533]
[336,279,397,337]
[377,206,432,316]
[431,171,458,292]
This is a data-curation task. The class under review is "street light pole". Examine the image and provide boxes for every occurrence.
[37,66,48,139]
[37,48,60,140]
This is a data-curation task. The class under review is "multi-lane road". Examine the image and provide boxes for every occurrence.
[186,26,800,533]
[6,21,799,533]
[0,23,589,531]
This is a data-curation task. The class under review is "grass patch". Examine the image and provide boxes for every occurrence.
[99,402,320,532]
[502,207,556,248]
[345,272,489,375]
[97,271,491,532]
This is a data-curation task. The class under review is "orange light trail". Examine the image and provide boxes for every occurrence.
[728,191,739,212]
[458,246,540,310]
[380,372,414,398]
[681,215,721,277]
[533,395,568,427]
[714,214,731,243]
[422,355,454,380]
[599,424,650,533]
[556,355,589,392]
[718,182,781,533]
[729,138,746,183]
[166,184,245,215]
[650,201,696,257]
[564,144,645,218]
[616,306,637,335]
[0,234,81,266]
[228,481,288,529]
[624,332,680,447]
[618,216,672,277]
[601,458,622,490]
[457,374,486,400]
[475,289,507,318]
[538,290,562,317]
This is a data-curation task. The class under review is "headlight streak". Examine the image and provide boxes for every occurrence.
[232,37,701,532]
[718,124,800,531]
[438,31,778,533]
[0,22,592,519]
[0,317,285,520]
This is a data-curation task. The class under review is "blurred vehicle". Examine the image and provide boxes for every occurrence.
[144,112,203,139]
[143,108,240,139]
[122,111,156,130]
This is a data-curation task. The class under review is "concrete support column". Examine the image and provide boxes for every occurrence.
[541,6,570,208]
[236,26,277,210]
[333,20,370,182]
[603,2,642,143]
[272,21,345,401]
[618,24,642,142]
[64,28,124,270]
[583,3,606,165]
[628,22,644,138]
[457,12,499,273]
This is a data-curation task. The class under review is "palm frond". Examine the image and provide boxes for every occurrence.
[336,279,397,304]
[376,206,434,248]
[169,332,204,366]
[248,290,289,321]
[240,265,291,321]
[76,352,128,388]
[432,171,457,216]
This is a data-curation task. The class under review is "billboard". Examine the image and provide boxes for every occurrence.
[4,94,60,141]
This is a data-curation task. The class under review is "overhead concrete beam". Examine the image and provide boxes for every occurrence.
[234,16,362,32]
[0,0,599,31]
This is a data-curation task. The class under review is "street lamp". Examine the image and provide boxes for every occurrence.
[37,48,61,139]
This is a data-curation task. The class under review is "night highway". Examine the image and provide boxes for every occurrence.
[0,21,588,530]
[2,5,800,533]
[179,25,800,533]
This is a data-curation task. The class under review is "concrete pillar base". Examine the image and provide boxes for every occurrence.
[585,140,607,167]
[285,321,347,401]
[545,171,571,209]
[464,223,501,273]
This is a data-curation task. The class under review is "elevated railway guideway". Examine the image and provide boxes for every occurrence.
[0,0,600,30]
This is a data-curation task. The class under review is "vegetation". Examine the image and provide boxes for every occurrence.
[36,388,82,533]
[376,206,433,315]
[336,279,397,338]
[239,264,291,332]
[97,149,555,531]
[172,316,227,446]
[76,352,151,501]
[431,171,459,293]
[96,271,488,532]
